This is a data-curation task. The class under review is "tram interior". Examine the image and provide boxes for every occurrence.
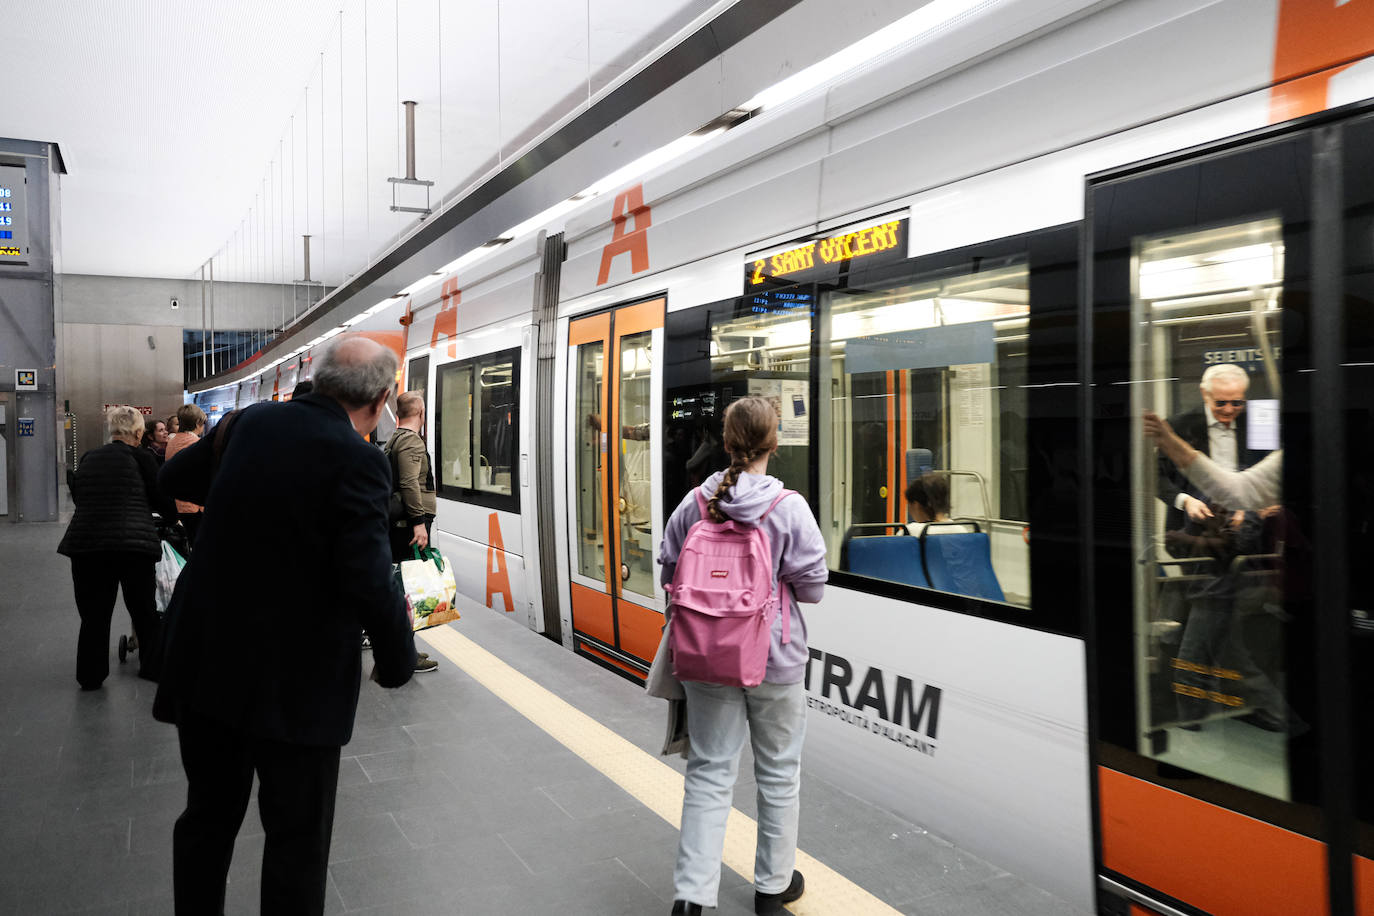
[664,259,1033,610]
[1131,218,1291,801]
[438,353,518,496]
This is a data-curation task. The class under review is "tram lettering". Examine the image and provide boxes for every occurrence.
[894,678,941,740]
[821,654,853,707]
[805,649,941,739]
[596,183,652,285]
[854,666,887,720]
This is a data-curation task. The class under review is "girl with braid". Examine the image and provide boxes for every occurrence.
[658,396,829,916]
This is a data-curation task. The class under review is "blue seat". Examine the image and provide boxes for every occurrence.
[921,531,1005,602]
[847,536,929,588]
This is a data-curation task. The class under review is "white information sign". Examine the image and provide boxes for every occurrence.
[1247,398,1281,451]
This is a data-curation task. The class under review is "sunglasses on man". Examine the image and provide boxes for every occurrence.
[1211,399,1246,407]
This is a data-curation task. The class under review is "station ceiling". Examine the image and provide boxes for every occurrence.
[5,0,718,282]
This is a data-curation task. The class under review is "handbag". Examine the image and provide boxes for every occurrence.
[154,540,187,615]
[398,545,460,631]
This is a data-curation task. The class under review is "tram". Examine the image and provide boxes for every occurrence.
[195,2,1374,912]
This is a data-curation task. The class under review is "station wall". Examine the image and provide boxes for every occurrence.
[58,274,327,459]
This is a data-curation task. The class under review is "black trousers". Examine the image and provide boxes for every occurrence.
[173,713,341,915]
[70,552,159,688]
[389,517,433,564]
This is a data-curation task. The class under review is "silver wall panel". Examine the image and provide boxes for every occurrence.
[62,322,185,459]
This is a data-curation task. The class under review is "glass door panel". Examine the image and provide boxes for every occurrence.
[574,339,608,586]
[1130,218,1293,800]
[616,330,655,601]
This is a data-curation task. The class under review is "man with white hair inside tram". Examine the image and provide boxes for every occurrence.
[1156,363,1263,552]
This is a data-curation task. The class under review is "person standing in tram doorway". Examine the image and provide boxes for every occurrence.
[657,396,828,916]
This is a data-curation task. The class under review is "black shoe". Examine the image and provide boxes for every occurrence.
[755,870,804,914]
[1238,709,1286,733]
[1179,722,1202,732]
[671,902,702,916]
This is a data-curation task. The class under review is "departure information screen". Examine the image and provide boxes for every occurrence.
[0,164,27,262]
[747,217,908,287]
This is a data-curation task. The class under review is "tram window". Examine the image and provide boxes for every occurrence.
[662,293,814,512]
[821,260,1030,609]
[1130,218,1292,801]
[435,347,521,511]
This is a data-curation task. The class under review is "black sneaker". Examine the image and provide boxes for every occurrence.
[670,902,702,916]
[414,655,438,673]
[755,870,804,915]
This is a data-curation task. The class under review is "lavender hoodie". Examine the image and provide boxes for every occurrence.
[658,471,828,684]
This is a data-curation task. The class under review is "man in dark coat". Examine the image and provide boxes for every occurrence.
[156,335,416,915]
[1157,363,1263,552]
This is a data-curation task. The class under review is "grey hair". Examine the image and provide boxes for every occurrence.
[1200,363,1250,395]
[105,405,144,442]
[312,335,398,409]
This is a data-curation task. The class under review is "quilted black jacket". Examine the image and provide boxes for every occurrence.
[57,441,174,559]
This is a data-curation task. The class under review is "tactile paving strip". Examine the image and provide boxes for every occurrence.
[419,625,900,914]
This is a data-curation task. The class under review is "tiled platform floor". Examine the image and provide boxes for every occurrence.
[0,518,1087,915]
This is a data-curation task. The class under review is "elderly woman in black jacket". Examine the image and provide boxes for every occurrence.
[58,405,177,689]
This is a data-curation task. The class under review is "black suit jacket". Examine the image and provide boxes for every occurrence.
[1157,407,1262,536]
[154,393,416,746]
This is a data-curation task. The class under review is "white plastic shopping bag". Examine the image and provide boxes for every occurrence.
[155,540,187,614]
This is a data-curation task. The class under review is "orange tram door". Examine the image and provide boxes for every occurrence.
[1084,102,1374,915]
[566,298,665,679]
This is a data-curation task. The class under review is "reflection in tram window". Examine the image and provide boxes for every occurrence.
[435,347,520,510]
[618,333,656,599]
[662,293,813,512]
[822,260,1030,608]
[1131,218,1295,801]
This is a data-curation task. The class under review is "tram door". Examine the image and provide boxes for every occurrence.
[567,298,665,678]
[1088,106,1374,916]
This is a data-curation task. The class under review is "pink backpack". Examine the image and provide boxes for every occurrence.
[667,489,795,687]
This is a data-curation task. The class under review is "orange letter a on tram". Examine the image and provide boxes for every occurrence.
[486,512,514,613]
[431,277,460,358]
[596,184,652,285]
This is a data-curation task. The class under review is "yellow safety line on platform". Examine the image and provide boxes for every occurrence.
[418,625,900,915]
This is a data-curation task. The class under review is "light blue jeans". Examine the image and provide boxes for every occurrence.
[673,680,806,907]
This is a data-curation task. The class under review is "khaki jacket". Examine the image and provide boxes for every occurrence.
[386,427,436,526]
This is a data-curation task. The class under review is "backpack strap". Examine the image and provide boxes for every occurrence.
[780,581,793,646]
[761,489,797,645]
[760,488,797,521]
[694,489,710,520]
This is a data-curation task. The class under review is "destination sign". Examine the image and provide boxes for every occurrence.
[748,218,907,286]
[0,165,27,263]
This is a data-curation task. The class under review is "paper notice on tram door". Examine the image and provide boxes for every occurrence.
[398,547,460,631]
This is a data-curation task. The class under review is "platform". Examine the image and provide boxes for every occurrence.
[0,519,1086,914]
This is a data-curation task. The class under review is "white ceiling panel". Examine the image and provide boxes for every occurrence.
[4,0,721,282]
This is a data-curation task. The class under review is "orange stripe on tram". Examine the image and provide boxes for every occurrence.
[1098,767,1328,916]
